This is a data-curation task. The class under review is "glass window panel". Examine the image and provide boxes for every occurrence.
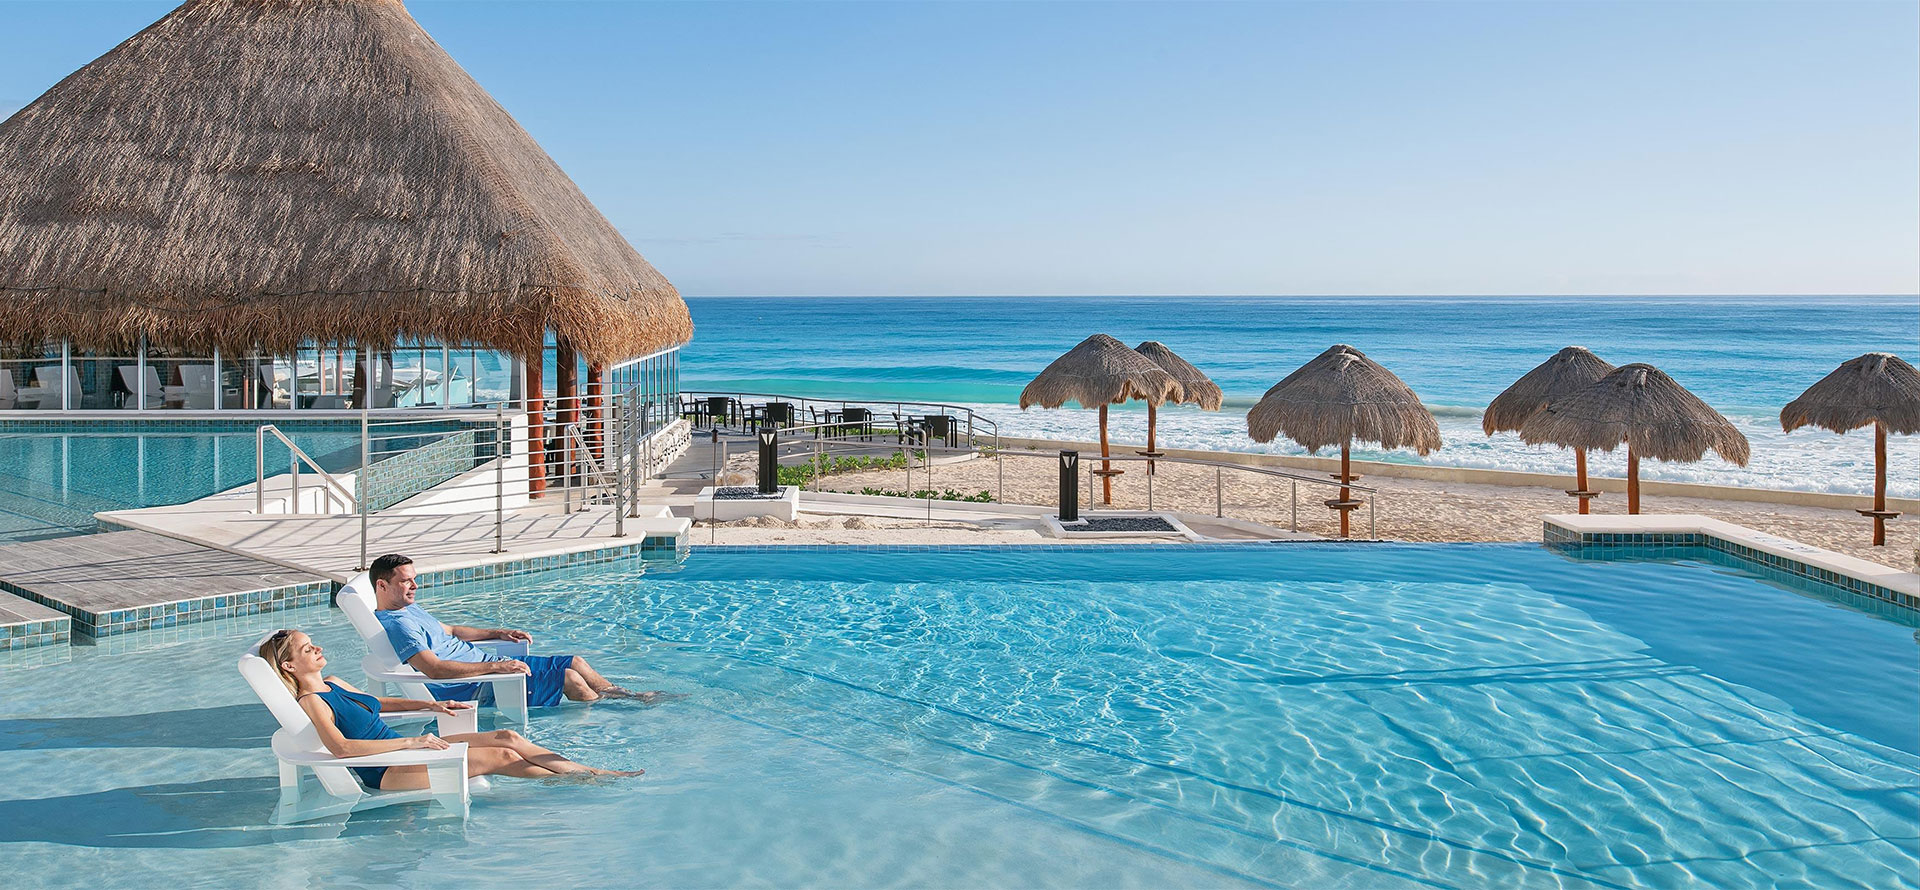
[0,341,64,410]
[145,345,217,411]
[69,346,134,410]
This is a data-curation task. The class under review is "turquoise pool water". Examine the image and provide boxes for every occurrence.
[0,544,1914,888]
[0,423,360,542]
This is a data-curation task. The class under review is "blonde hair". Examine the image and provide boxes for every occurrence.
[258,629,302,697]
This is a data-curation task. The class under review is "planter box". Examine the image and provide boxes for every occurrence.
[695,485,800,522]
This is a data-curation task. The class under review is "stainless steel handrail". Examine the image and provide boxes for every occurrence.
[254,423,358,514]
[992,449,1381,537]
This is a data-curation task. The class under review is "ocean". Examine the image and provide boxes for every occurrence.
[679,296,1918,497]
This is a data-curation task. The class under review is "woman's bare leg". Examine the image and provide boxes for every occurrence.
[445,729,641,777]
[378,748,557,790]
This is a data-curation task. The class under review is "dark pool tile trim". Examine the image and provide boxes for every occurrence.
[0,576,334,638]
[1542,521,1917,613]
[0,614,70,651]
[410,535,688,588]
[688,541,1390,553]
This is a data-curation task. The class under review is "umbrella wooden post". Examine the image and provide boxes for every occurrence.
[1626,447,1640,514]
[1323,442,1363,538]
[1569,448,1598,515]
[1857,420,1899,546]
[1092,403,1122,505]
[1139,402,1161,473]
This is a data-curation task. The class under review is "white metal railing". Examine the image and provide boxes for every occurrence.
[741,429,1385,538]
[254,424,358,515]
[250,384,684,569]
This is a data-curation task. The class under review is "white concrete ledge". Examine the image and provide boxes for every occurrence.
[1543,513,1919,602]
[696,486,799,522]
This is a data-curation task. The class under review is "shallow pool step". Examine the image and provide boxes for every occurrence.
[0,589,67,651]
[0,530,332,639]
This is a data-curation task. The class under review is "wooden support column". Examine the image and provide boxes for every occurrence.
[525,353,546,497]
[556,342,579,487]
[587,362,606,462]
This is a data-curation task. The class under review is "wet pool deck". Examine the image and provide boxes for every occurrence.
[0,463,690,649]
[0,589,68,650]
[0,530,332,638]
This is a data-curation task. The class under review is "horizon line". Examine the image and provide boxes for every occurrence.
[682,293,1919,300]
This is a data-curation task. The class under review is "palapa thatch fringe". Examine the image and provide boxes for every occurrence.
[1247,344,1441,454]
[1521,363,1750,465]
[1019,334,1181,409]
[0,0,689,363]
[1134,341,1223,411]
[1483,346,1615,435]
[1781,352,1920,435]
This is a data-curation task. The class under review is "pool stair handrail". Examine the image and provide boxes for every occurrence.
[255,423,358,515]
[336,571,532,725]
[238,633,486,824]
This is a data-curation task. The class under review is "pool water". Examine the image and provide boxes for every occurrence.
[0,425,359,542]
[0,544,1915,889]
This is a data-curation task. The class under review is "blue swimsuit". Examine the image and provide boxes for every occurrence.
[307,682,401,789]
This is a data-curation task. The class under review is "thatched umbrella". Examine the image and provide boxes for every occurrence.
[1483,347,1616,514]
[1021,334,1181,504]
[0,0,691,496]
[1521,363,1749,514]
[1781,353,1920,546]
[1133,341,1223,472]
[1248,345,1441,537]
[0,0,689,361]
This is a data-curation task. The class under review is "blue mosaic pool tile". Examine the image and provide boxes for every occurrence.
[1541,521,1912,613]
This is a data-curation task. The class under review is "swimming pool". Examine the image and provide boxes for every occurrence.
[0,422,362,542]
[0,544,1914,888]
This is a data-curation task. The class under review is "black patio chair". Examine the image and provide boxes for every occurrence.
[840,406,873,441]
[761,401,796,431]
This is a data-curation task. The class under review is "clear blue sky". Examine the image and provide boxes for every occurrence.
[3,1,1915,297]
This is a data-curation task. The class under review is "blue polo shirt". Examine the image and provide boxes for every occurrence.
[376,603,498,666]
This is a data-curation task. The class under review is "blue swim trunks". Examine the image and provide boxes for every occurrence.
[429,654,574,708]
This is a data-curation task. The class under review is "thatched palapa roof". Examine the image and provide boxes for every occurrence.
[0,0,689,363]
[1020,334,1181,410]
[1781,353,1920,435]
[1521,363,1750,465]
[1247,344,1441,454]
[1134,341,1223,411]
[1483,346,1615,435]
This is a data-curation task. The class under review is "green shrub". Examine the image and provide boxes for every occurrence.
[776,451,913,487]
[857,487,995,503]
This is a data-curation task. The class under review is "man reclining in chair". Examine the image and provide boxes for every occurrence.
[371,553,660,707]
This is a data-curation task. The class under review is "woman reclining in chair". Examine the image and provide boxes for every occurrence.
[260,629,640,788]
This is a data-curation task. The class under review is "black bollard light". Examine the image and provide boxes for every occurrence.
[1058,450,1080,523]
[758,429,778,494]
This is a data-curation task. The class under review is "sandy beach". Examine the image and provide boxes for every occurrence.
[701,450,1920,569]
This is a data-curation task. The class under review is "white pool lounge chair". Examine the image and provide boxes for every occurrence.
[238,635,485,824]
[336,571,532,725]
[19,365,78,409]
[0,370,16,409]
[178,364,217,409]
